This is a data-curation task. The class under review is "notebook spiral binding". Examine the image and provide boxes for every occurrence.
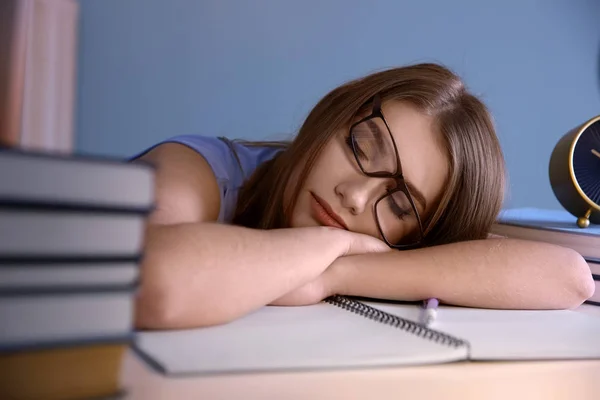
[325,295,469,349]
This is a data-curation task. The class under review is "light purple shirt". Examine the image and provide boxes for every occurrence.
[132,135,283,222]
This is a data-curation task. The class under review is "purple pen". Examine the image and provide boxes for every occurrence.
[420,298,439,326]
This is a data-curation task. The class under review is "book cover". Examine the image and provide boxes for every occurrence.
[0,147,154,211]
[491,208,600,259]
[496,208,600,236]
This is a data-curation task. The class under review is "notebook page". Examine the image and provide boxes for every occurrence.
[135,302,468,375]
[365,302,600,361]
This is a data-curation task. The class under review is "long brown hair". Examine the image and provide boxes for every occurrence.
[233,63,506,246]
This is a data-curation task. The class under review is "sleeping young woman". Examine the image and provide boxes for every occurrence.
[132,63,594,329]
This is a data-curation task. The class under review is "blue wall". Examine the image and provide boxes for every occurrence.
[76,0,600,210]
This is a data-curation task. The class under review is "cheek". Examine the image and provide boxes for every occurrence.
[318,140,355,181]
[303,148,342,189]
[288,136,354,226]
[287,192,321,230]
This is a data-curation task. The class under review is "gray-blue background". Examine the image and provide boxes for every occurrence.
[75,0,600,210]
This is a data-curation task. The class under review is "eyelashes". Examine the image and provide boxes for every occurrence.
[345,135,368,160]
[347,136,411,222]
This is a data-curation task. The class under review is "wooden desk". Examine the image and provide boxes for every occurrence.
[121,304,600,400]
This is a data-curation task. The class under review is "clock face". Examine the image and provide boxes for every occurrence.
[572,119,600,206]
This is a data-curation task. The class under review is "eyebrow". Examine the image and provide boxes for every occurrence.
[404,180,428,213]
[364,118,428,213]
[366,120,386,153]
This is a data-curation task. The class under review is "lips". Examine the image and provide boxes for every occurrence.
[310,192,348,230]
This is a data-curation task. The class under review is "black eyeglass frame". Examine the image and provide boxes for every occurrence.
[347,94,425,249]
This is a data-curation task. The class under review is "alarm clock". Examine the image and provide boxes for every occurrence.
[549,115,600,228]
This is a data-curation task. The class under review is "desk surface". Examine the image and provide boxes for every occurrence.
[121,304,600,400]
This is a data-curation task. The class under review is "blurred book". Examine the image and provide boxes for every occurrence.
[0,288,134,350]
[586,261,599,306]
[0,258,138,290]
[0,148,153,399]
[589,260,600,275]
[589,274,600,306]
[0,209,145,259]
[490,208,600,259]
[0,148,154,211]
[0,342,126,400]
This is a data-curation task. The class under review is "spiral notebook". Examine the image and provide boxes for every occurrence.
[134,296,600,375]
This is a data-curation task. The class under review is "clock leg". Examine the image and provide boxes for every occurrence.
[577,209,592,228]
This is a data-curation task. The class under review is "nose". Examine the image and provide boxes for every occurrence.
[335,176,386,216]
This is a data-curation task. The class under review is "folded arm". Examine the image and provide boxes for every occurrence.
[134,143,352,329]
[327,238,594,309]
[274,237,594,310]
[139,223,351,329]
[133,142,388,329]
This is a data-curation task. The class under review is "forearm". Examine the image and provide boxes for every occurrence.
[138,223,345,329]
[331,239,594,309]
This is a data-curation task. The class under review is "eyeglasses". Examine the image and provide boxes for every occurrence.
[346,94,424,249]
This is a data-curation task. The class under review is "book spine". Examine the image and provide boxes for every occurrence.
[0,282,138,296]
[0,254,144,264]
[0,146,156,169]
[0,255,142,265]
[0,200,154,215]
[0,334,134,353]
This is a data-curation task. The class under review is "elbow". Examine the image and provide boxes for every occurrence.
[134,248,238,330]
[134,281,239,330]
[134,286,177,330]
[133,242,252,329]
[559,250,595,309]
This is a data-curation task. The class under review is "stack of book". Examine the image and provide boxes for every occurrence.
[0,148,154,399]
[491,208,600,306]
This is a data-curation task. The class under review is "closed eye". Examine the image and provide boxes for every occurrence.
[345,136,368,160]
[387,190,413,221]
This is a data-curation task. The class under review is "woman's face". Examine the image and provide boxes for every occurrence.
[290,100,449,245]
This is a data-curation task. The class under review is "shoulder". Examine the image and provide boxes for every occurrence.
[132,135,281,185]
[133,139,222,225]
[131,135,284,224]
[132,135,235,179]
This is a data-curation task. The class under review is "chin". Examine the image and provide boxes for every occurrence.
[288,214,310,229]
[287,192,310,229]
[289,204,320,229]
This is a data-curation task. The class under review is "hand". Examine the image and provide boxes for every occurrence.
[269,275,329,306]
[270,231,391,307]
[342,230,393,256]
[270,254,360,306]
[270,258,347,306]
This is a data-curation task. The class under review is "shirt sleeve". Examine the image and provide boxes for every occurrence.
[129,135,244,222]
